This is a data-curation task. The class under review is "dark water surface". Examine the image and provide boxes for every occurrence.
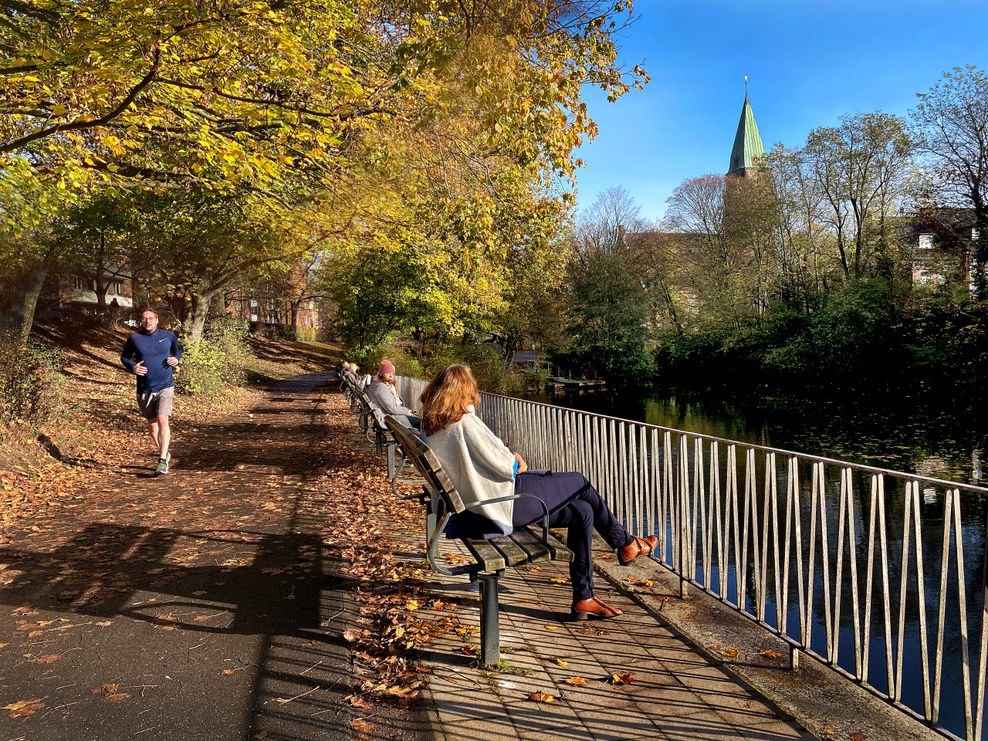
[528,385,987,487]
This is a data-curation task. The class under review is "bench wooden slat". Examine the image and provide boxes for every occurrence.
[487,533,533,568]
[510,527,572,563]
[463,538,507,571]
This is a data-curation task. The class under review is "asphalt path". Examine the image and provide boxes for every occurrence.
[0,372,359,741]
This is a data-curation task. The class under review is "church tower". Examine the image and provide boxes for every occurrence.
[727,78,765,177]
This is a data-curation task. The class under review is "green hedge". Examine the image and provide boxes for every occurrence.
[0,334,63,429]
[175,318,251,395]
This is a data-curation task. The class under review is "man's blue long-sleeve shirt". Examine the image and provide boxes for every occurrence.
[120,329,183,393]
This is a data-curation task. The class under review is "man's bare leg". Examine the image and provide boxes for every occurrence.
[156,414,170,459]
[148,419,160,452]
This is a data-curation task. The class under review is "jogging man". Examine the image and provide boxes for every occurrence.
[120,308,183,475]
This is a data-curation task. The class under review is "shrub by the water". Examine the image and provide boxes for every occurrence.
[0,334,63,429]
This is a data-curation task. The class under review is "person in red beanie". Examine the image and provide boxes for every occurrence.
[366,359,420,428]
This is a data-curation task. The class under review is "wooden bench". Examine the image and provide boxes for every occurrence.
[385,416,573,666]
[338,368,362,415]
[339,372,428,505]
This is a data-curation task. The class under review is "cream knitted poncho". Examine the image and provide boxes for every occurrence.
[424,407,516,535]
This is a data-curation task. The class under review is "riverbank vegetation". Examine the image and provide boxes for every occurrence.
[345,65,988,408]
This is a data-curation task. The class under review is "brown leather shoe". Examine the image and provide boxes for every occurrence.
[618,535,659,565]
[571,596,623,621]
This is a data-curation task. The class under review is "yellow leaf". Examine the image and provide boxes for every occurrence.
[609,672,635,685]
[554,658,569,667]
[3,699,44,718]
[352,718,374,733]
[563,676,588,686]
[721,646,740,659]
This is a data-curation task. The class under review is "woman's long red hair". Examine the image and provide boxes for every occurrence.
[420,365,481,436]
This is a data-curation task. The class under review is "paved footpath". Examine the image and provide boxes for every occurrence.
[0,372,361,741]
[0,373,816,740]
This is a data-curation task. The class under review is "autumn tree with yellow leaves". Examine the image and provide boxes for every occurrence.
[0,0,647,349]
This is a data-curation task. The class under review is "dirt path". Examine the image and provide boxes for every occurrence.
[0,372,397,740]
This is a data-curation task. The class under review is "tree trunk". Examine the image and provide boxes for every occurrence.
[0,257,50,343]
[94,231,108,313]
[186,289,214,344]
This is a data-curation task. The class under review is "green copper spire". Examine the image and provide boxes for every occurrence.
[727,78,765,177]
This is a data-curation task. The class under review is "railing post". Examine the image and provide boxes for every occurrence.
[679,434,690,599]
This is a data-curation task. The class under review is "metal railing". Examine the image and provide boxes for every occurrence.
[397,375,988,741]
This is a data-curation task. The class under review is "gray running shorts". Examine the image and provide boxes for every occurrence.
[137,387,175,420]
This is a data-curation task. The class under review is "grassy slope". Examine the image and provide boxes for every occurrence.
[0,320,340,531]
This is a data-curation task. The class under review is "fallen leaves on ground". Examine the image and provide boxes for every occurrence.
[563,676,588,686]
[344,694,373,709]
[528,690,556,703]
[758,648,784,660]
[720,646,740,659]
[352,718,375,734]
[2,699,44,718]
[609,673,635,685]
[624,576,656,588]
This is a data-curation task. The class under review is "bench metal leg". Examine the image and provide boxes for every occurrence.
[386,443,397,479]
[425,492,438,543]
[479,571,502,667]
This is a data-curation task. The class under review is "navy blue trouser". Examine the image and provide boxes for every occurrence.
[511,471,631,602]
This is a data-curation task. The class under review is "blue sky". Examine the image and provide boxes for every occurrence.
[575,0,988,221]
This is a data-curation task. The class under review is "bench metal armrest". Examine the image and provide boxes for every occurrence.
[465,492,551,545]
[426,507,463,576]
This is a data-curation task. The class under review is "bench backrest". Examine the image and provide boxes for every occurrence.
[385,416,466,513]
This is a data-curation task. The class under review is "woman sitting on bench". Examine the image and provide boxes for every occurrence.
[420,364,658,621]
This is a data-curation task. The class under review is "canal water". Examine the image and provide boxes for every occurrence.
[529,385,987,486]
[525,385,988,739]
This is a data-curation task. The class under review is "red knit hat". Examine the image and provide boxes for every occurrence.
[378,359,396,375]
